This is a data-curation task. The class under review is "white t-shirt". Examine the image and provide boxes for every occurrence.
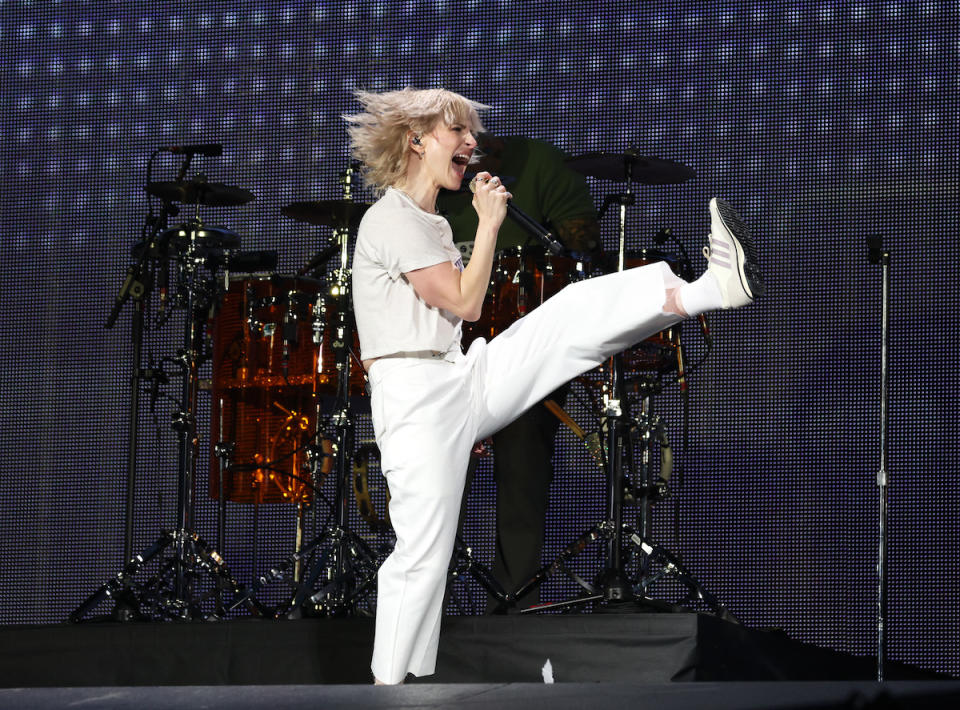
[352,187,464,360]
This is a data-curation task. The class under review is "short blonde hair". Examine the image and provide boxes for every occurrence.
[343,87,487,193]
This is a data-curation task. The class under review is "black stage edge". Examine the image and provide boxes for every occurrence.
[0,613,944,688]
[3,683,960,710]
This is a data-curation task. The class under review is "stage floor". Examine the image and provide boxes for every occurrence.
[0,612,942,688]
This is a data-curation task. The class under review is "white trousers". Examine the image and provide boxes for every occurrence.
[367,262,680,684]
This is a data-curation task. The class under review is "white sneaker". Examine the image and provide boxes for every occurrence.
[704,198,764,308]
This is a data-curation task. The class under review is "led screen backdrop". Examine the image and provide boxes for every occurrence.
[1,0,957,677]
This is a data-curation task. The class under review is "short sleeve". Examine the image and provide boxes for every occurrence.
[363,209,454,281]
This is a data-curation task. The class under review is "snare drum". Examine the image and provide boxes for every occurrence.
[462,246,586,344]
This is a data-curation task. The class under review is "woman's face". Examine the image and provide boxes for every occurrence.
[416,121,478,191]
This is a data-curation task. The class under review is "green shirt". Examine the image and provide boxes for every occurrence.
[437,136,597,263]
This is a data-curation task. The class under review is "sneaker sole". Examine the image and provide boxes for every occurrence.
[712,198,765,299]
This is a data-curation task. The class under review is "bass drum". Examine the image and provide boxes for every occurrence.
[461,246,587,345]
[209,274,360,505]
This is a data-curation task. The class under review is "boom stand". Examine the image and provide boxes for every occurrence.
[237,169,379,618]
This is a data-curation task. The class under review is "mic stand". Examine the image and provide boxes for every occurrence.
[516,171,641,611]
[103,170,178,610]
[867,235,890,681]
[586,164,638,604]
[241,228,379,618]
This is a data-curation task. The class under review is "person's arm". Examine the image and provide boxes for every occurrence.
[528,140,601,253]
[406,174,510,321]
[554,216,601,254]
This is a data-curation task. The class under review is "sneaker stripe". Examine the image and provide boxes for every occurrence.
[711,242,731,256]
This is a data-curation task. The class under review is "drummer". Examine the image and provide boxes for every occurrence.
[437,133,601,611]
[346,86,763,685]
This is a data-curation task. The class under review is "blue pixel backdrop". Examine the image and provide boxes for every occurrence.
[0,0,957,677]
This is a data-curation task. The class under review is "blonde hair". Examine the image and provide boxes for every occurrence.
[343,87,488,193]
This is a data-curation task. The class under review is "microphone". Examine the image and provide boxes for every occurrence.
[159,144,223,157]
[469,177,564,255]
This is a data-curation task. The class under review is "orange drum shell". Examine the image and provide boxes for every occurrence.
[208,275,360,504]
[619,249,681,372]
[463,247,585,344]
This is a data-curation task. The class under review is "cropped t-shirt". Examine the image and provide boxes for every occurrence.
[352,187,464,360]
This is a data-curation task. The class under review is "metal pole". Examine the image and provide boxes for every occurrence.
[124,295,146,564]
[877,250,890,681]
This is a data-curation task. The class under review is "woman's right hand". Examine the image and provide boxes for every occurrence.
[470,171,511,230]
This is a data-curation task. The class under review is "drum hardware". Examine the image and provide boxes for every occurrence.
[447,535,510,615]
[75,150,259,621]
[543,399,604,471]
[502,155,732,619]
[213,441,235,572]
[298,241,341,277]
[230,164,381,618]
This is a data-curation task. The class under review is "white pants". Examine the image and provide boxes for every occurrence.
[368,262,680,684]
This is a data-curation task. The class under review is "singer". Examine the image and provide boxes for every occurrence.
[346,87,764,685]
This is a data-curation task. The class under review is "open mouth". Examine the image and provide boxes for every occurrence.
[452,153,471,167]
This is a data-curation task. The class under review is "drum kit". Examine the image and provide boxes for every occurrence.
[72,146,732,623]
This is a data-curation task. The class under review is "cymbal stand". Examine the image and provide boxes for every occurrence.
[511,162,733,618]
[73,213,259,622]
[509,167,638,612]
[234,166,380,618]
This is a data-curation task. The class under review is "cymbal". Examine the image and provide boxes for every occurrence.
[566,152,696,184]
[146,180,255,207]
[281,200,371,228]
[161,224,241,249]
[131,224,241,258]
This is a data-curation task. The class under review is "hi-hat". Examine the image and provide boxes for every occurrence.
[281,200,371,228]
[131,224,241,258]
[146,179,255,207]
[566,151,696,184]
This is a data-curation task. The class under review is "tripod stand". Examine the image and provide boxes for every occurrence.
[502,155,733,619]
[73,211,258,622]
